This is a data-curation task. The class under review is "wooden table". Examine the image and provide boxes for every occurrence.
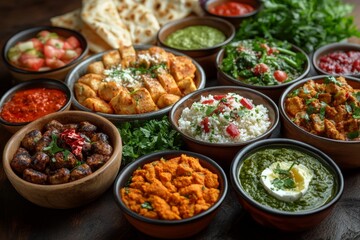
[1,1,360,239]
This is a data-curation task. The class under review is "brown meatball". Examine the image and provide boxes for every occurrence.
[70,164,92,181]
[42,128,60,138]
[62,123,79,130]
[11,151,31,175]
[21,130,42,152]
[31,152,50,172]
[86,154,110,171]
[35,136,52,152]
[48,168,70,185]
[23,168,48,184]
[51,151,77,170]
[91,133,110,143]
[92,141,113,155]
[44,119,63,132]
[82,141,92,157]
[78,121,97,138]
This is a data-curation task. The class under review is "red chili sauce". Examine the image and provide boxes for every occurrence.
[209,1,255,16]
[1,88,67,123]
[318,50,360,74]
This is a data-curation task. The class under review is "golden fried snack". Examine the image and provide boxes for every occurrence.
[177,77,197,95]
[169,56,196,82]
[132,88,159,113]
[102,50,121,69]
[157,72,182,96]
[110,88,137,114]
[98,82,123,101]
[82,97,114,114]
[142,75,167,102]
[77,73,103,92]
[119,45,136,68]
[87,61,105,74]
[74,82,97,104]
[157,93,181,108]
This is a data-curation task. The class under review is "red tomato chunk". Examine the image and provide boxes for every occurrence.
[7,31,83,71]
[209,1,255,16]
[318,50,360,74]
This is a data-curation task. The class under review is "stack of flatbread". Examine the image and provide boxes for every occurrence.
[51,0,203,53]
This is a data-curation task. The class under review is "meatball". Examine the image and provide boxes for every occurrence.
[62,123,79,130]
[48,168,70,185]
[21,130,42,152]
[35,136,52,152]
[78,121,97,137]
[11,151,31,175]
[44,119,63,131]
[82,141,92,158]
[86,154,110,171]
[91,133,110,143]
[70,164,92,181]
[31,152,50,172]
[92,141,113,155]
[23,168,48,184]
[42,128,60,138]
[51,151,77,170]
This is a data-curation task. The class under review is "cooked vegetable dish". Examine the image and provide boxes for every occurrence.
[11,120,113,185]
[285,76,360,141]
[121,154,220,220]
[220,38,307,86]
[74,46,198,114]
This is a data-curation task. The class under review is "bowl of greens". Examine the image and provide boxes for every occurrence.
[216,38,310,102]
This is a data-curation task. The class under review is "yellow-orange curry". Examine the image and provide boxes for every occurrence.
[120,154,220,220]
[285,76,360,141]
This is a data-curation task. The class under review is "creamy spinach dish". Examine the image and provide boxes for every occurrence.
[239,147,337,212]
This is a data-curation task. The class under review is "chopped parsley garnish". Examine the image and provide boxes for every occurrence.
[141,202,153,210]
[324,76,342,86]
[272,162,296,190]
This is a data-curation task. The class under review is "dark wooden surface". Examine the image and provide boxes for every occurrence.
[1,1,360,240]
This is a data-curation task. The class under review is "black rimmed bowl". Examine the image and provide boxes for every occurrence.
[312,42,360,77]
[157,16,235,78]
[65,44,206,124]
[113,150,228,239]
[0,78,72,133]
[2,26,88,82]
[169,86,279,169]
[279,75,360,169]
[216,40,311,102]
[230,138,344,232]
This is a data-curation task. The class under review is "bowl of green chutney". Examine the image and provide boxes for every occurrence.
[230,138,344,232]
[157,16,235,78]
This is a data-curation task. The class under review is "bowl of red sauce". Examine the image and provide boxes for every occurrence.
[312,42,360,77]
[2,26,88,82]
[0,78,71,133]
[201,0,262,27]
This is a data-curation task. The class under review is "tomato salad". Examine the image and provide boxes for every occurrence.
[220,38,308,86]
[208,1,255,17]
[7,31,83,71]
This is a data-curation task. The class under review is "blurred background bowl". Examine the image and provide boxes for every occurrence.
[279,75,360,169]
[2,110,122,209]
[169,86,279,169]
[216,40,310,102]
[113,150,228,239]
[230,138,344,232]
[157,16,235,78]
[66,44,206,124]
[2,26,88,82]
[312,42,360,77]
[200,0,262,28]
[0,78,71,133]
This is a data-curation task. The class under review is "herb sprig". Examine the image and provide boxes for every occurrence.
[272,162,296,190]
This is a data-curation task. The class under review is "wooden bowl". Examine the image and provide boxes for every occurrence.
[113,150,228,239]
[230,138,344,231]
[1,26,88,82]
[2,111,122,209]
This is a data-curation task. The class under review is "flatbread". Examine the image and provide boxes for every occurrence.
[81,0,133,48]
[114,0,160,44]
[50,9,83,31]
[80,24,112,53]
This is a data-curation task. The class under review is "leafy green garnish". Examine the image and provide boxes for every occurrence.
[272,162,296,190]
[141,202,153,210]
[324,76,342,86]
[43,134,71,160]
[117,116,183,166]
[347,131,359,139]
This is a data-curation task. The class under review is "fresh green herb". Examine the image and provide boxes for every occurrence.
[43,134,71,160]
[234,0,360,53]
[353,92,360,102]
[347,131,359,139]
[319,102,327,120]
[324,76,342,86]
[117,116,183,166]
[305,98,316,105]
[272,162,296,189]
[141,202,153,210]
[353,106,360,119]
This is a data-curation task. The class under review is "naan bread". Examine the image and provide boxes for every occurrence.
[50,9,83,31]
[114,0,160,44]
[81,0,132,48]
[80,24,112,53]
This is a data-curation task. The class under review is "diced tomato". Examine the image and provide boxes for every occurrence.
[352,59,360,72]
[21,57,45,71]
[45,58,66,69]
[252,63,269,75]
[240,98,253,110]
[44,45,65,59]
[202,99,214,104]
[30,38,43,51]
[273,70,288,82]
[37,30,51,39]
[201,117,210,133]
[46,38,64,49]
[66,36,81,49]
[63,41,74,50]
[226,123,240,138]
[213,95,227,100]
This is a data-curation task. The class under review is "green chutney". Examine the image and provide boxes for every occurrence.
[239,148,337,212]
[164,25,226,50]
